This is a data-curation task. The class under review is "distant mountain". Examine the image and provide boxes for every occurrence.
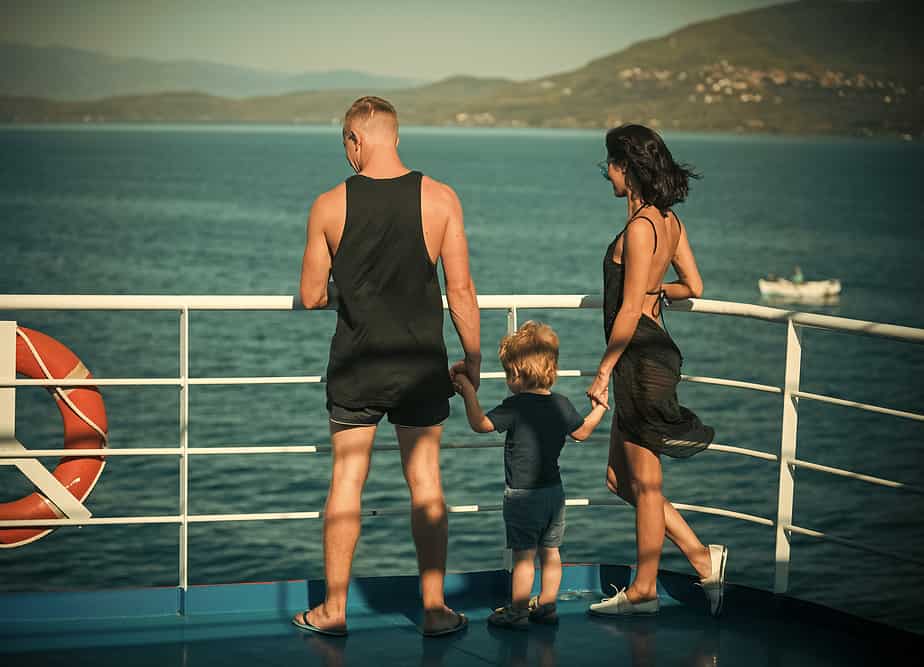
[0,43,424,99]
[471,0,922,134]
[2,1,921,138]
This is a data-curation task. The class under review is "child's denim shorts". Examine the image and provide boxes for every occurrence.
[503,483,566,550]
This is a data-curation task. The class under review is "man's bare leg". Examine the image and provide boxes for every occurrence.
[396,424,463,633]
[294,421,376,632]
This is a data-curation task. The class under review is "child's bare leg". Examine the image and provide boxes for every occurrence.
[511,549,537,608]
[538,547,561,605]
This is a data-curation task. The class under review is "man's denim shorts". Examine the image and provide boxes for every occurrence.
[503,483,566,551]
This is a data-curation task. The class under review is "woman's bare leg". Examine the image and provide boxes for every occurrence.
[620,438,665,602]
[606,423,713,584]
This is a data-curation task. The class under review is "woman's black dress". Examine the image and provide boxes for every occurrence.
[602,222,714,458]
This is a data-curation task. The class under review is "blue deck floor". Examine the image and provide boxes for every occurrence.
[3,565,919,666]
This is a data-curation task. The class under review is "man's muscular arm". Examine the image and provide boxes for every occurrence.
[299,190,336,309]
[439,184,482,388]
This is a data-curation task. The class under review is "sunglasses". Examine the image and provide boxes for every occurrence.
[597,158,617,180]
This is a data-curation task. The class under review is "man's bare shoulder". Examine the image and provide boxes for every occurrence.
[312,182,346,215]
[307,183,346,236]
[420,175,461,215]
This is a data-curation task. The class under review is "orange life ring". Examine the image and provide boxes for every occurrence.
[0,327,107,548]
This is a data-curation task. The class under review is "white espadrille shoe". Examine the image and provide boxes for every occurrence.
[588,586,660,616]
[699,544,728,617]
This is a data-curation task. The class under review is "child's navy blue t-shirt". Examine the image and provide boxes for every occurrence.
[486,392,584,489]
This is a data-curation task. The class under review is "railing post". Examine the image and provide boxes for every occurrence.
[178,307,190,613]
[503,306,517,574]
[507,306,518,335]
[774,319,802,593]
[0,322,16,445]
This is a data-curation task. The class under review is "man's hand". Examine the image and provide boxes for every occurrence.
[452,371,474,396]
[450,354,481,391]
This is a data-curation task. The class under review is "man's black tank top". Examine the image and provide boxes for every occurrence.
[326,171,453,409]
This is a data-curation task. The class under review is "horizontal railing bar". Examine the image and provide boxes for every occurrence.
[189,376,324,386]
[0,444,501,457]
[0,448,179,457]
[0,295,306,311]
[672,299,924,343]
[786,524,924,567]
[2,372,783,396]
[0,370,583,387]
[0,516,182,527]
[2,371,583,386]
[189,511,321,523]
[707,444,778,461]
[1,377,324,388]
[473,295,602,310]
[546,497,774,526]
[0,441,776,461]
[672,503,775,526]
[7,378,182,387]
[791,458,924,494]
[190,446,320,455]
[3,294,923,344]
[681,375,781,394]
[793,390,924,422]
[0,294,604,311]
[0,499,772,527]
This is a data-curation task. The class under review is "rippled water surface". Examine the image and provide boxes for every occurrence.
[1,125,922,632]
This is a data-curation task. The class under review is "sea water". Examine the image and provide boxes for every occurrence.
[1,125,922,631]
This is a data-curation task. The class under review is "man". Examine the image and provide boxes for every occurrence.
[294,96,481,636]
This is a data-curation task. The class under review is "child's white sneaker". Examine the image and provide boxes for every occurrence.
[698,544,728,617]
[588,586,660,616]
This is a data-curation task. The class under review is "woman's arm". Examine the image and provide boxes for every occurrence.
[661,218,703,300]
[587,219,656,408]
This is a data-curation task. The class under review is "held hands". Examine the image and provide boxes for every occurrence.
[586,374,610,410]
[452,371,475,396]
[450,355,481,392]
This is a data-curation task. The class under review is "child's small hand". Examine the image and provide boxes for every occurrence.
[453,372,474,395]
[591,386,609,410]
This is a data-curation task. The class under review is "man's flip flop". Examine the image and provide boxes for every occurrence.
[421,612,468,637]
[292,610,348,637]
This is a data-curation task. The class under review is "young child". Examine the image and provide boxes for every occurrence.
[453,321,608,629]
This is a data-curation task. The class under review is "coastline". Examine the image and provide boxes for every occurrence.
[1,121,920,143]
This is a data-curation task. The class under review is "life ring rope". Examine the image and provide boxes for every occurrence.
[15,328,109,446]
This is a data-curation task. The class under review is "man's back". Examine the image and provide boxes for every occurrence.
[313,173,461,265]
[326,171,453,408]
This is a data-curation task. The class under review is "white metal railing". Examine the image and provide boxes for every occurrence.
[1,294,922,605]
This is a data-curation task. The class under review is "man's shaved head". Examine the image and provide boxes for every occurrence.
[343,96,398,138]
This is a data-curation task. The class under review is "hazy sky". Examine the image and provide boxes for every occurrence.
[3,0,786,80]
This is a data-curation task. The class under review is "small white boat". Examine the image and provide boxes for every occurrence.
[758,277,841,300]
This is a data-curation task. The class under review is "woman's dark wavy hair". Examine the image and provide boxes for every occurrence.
[605,124,701,214]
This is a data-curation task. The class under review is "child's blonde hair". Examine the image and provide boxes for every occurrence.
[498,320,559,390]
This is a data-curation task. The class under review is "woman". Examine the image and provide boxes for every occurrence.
[585,124,726,617]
